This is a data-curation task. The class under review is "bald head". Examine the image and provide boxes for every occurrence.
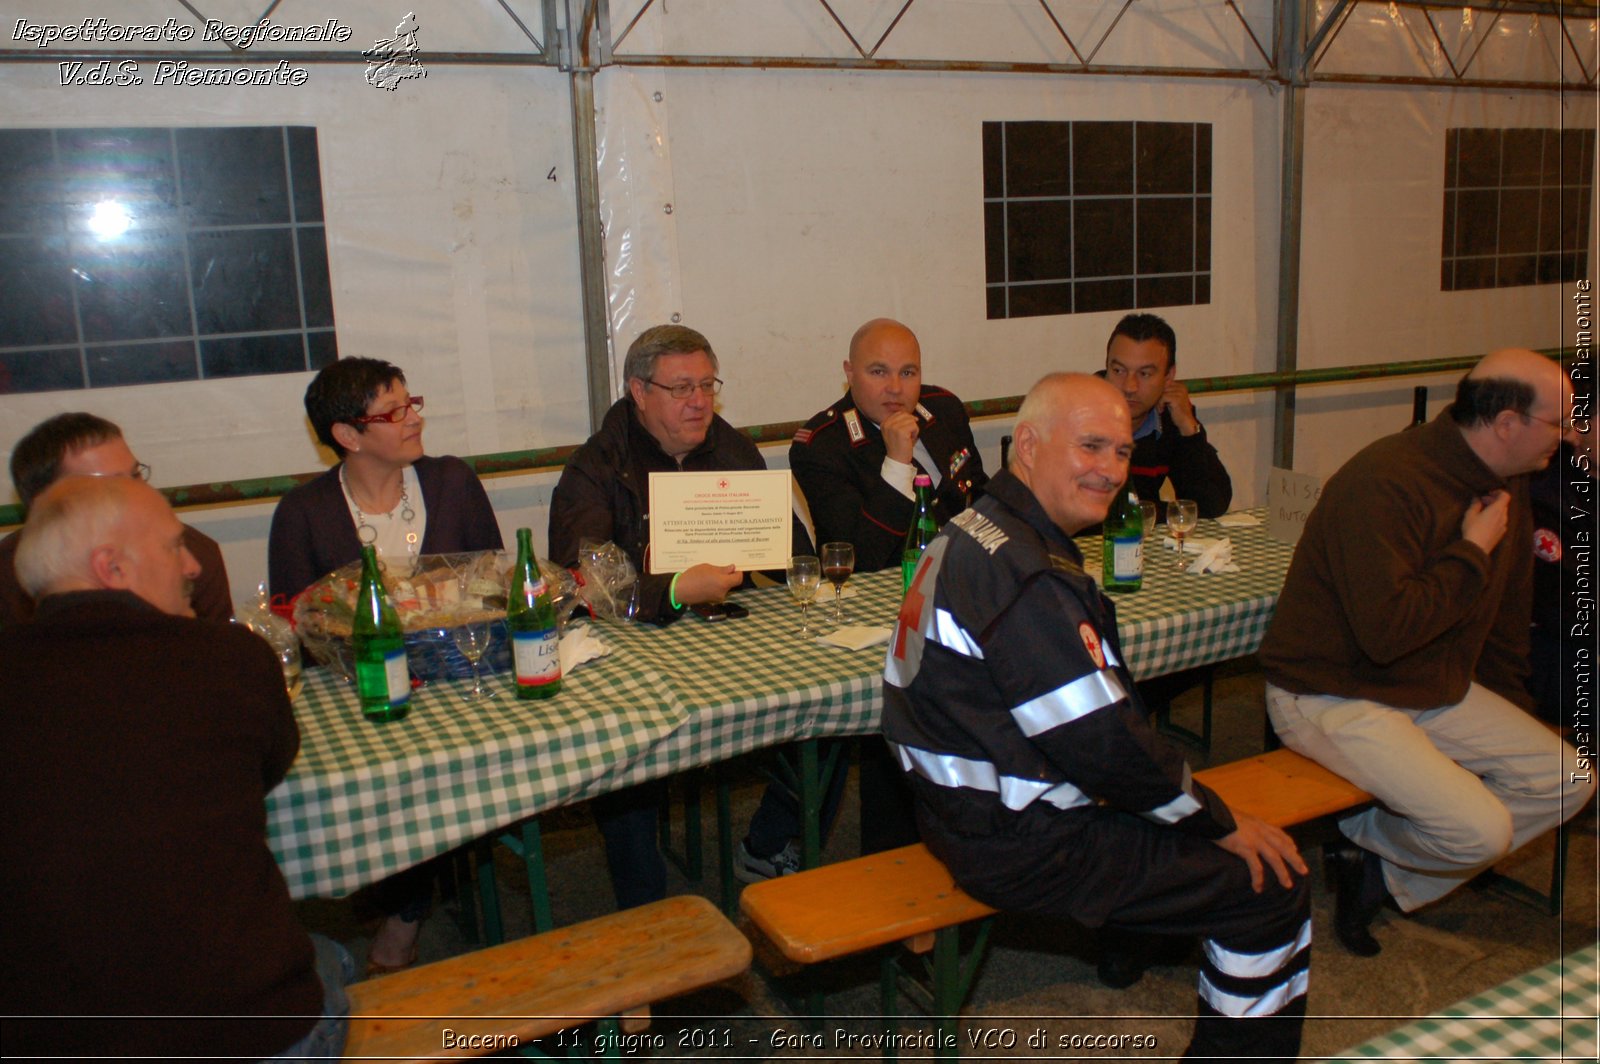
[844,318,923,425]
[849,318,916,363]
[1452,348,1574,477]
[1013,374,1128,448]
[15,477,200,616]
[1467,348,1562,386]
[1010,374,1133,534]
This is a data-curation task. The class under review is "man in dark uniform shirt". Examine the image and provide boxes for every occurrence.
[790,318,990,854]
[884,373,1309,1063]
[1,412,233,630]
[1101,315,1232,722]
[1102,313,1232,519]
[790,318,988,573]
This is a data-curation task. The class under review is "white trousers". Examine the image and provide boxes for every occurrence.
[1265,682,1595,911]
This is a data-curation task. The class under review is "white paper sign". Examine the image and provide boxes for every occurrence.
[647,469,793,574]
[1267,467,1323,544]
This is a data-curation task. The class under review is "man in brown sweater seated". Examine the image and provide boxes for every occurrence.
[1260,349,1593,957]
[0,476,353,1060]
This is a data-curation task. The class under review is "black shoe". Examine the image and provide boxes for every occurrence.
[1325,841,1385,957]
[1095,928,1156,989]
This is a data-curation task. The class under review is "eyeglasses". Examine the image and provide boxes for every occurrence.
[644,377,722,401]
[1522,411,1577,432]
[350,395,425,425]
[84,462,151,482]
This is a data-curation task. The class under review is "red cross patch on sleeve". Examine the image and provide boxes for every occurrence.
[1078,621,1106,669]
[1533,527,1561,563]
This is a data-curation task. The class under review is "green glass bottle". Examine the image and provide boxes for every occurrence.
[507,527,562,700]
[351,545,411,721]
[1101,484,1144,593]
[902,474,939,594]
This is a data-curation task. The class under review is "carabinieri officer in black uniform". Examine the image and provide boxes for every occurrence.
[790,318,988,574]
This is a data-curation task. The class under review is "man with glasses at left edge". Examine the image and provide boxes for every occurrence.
[549,323,818,906]
[1,412,234,630]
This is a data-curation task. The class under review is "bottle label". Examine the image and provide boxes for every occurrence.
[383,648,411,705]
[513,630,562,686]
[1112,537,1143,580]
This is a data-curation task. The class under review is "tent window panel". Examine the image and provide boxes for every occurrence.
[1442,126,1594,293]
[983,120,1211,320]
[0,124,336,395]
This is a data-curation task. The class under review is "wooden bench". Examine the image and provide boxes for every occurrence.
[1193,747,1372,827]
[343,894,751,1061]
[740,748,1371,1061]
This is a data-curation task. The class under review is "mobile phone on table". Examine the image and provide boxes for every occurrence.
[690,601,749,621]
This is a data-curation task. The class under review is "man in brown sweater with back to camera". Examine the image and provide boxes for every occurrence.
[1,476,352,1060]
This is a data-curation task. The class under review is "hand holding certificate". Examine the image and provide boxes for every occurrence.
[647,469,795,574]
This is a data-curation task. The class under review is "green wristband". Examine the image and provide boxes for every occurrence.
[668,571,685,612]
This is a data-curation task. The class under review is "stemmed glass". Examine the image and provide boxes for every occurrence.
[820,542,855,625]
[1167,499,1200,570]
[1139,500,1159,543]
[451,620,495,702]
[278,642,303,702]
[786,555,821,637]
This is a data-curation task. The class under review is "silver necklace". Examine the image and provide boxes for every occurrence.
[341,466,419,553]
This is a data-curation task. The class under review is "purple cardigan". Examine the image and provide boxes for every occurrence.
[267,455,503,600]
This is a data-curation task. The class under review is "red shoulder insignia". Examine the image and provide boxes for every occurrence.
[792,409,839,446]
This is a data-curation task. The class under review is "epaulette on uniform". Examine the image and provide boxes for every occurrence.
[792,407,840,446]
[1049,552,1085,578]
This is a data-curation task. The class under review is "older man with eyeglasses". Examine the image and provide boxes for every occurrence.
[1,412,234,630]
[1261,349,1594,957]
[549,323,817,907]
[551,323,812,624]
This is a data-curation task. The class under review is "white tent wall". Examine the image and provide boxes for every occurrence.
[1292,83,1597,482]
[0,0,1593,609]
[594,63,1281,528]
[0,5,585,607]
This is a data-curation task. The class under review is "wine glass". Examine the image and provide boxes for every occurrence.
[786,555,821,636]
[278,642,303,702]
[1167,499,1200,570]
[820,542,855,625]
[1139,500,1159,542]
[451,620,495,702]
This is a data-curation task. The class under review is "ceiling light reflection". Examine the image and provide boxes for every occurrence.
[87,200,132,240]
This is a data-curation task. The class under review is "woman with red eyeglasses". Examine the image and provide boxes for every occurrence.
[267,356,502,976]
[268,357,502,605]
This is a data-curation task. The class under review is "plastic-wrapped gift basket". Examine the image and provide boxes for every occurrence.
[292,550,575,682]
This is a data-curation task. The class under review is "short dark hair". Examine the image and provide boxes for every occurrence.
[1450,375,1537,427]
[304,357,408,457]
[622,325,718,390]
[10,412,123,508]
[1106,313,1178,369]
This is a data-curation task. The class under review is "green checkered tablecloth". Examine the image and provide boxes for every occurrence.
[267,572,901,899]
[1079,510,1294,678]
[267,509,1293,898]
[1329,943,1599,1061]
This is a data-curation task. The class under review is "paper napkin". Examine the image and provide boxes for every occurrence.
[816,625,893,651]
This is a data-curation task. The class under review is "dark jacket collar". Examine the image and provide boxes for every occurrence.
[600,395,730,469]
[33,588,163,622]
[983,469,1085,563]
[1424,406,1507,494]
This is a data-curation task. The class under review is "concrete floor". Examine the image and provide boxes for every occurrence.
[298,660,1599,1060]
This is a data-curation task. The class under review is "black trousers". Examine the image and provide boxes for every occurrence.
[925,807,1311,1064]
